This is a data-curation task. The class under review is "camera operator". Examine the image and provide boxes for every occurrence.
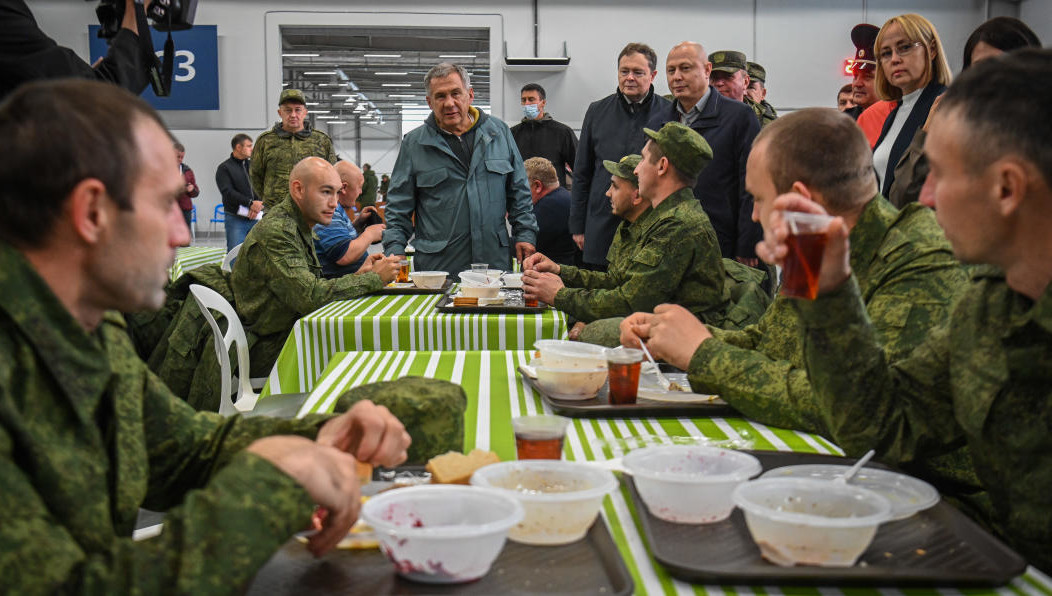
[0,0,150,100]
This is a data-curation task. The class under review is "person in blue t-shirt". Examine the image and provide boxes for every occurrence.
[314,160,386,278]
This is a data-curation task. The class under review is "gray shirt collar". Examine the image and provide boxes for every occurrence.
[676,87,712,126]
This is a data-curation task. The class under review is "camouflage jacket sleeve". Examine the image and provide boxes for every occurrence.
[558,264,619,290]
[553,217,712,322]
[794,276,962,460]
[249,133,268,199]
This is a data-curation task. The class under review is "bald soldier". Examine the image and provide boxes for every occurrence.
[314,160,387,278]
[621,108,976,502]
[233,157,400,378]
[524,123,730,342]
[0,79,413,592]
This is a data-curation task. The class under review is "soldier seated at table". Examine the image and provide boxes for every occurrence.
[524,123,763,346]
[232,157,401,385]
[621,108,986,527]
[0,79,420,592]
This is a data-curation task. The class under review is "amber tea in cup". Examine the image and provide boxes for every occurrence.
[397,259,410,283]
[781,211,834,300]
[512,415,570,460]
[606,348,643,405]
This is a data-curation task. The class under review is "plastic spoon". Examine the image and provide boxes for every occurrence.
[836,449,876,485]
[636,342,676,391]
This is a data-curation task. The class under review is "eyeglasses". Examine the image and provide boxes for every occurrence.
[879,41,925,62]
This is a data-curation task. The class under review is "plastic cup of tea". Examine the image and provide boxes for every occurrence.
[512,415,570,460]
[397,259,410,283]
[781,211,835,300]
[606,348,643,405]
[471,263,489,273]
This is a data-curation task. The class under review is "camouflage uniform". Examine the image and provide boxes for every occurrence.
[745,96,778,128]
[360,167,378,208]
[554,187,729,324]
[795,264,1052,573]
[251,121,337,211]
[690,197,980,498]
[0,241,334,592]
[232,197,383,378]
[336,377,466,464]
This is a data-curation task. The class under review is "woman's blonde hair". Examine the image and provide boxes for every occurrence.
[874,13,953,101]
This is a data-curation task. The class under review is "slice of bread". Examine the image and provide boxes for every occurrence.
[426,449,501,484]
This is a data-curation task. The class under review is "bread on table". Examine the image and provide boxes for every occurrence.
[426,449,501,484]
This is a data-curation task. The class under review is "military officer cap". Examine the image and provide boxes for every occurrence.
[336,377,467,465]
[642,122,714,181]
[851,24,880,72]
[710,50,748,74]
[746,61,767,84]
[278,88,307,106]
[602,154,642,185]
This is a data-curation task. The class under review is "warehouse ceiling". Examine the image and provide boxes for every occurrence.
[281,25,491,129]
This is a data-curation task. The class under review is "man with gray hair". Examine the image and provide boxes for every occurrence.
[383,62,537,276]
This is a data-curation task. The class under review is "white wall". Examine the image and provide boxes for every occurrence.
[31,0,1037,224]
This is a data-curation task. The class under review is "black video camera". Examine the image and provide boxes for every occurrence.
[92,0,198,39]
[88,0,198,97]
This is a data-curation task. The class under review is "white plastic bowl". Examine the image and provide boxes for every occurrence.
[503,273,523,288]
[409,271,447,289]
[360,485,524,583]
[623,446,762,523]
[459,285,500,298]
[732,477,893,567]
[760,464,939,520]
[534,340,608,369]
[470,460,618,545]
[532,357,607,400]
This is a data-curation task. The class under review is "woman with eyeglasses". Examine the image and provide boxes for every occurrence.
[871,14,952,199]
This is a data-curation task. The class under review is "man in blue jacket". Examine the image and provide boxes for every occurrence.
[571,43,671,270]
[383,63,537,275]
[648,41,762,265]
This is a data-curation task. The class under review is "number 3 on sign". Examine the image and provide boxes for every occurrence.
[154,49,197,82]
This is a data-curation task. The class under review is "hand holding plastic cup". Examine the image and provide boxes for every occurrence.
[512,415,570,460]
[780,211,835,300]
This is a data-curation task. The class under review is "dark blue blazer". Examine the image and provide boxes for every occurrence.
[647,90,761,260]
[874,81,946,196]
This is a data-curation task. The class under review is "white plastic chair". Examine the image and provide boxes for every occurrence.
[221,243,241,272]
[189,284,258,416]
[189,284,309,418]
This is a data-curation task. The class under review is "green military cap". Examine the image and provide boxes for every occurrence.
[642,121,714,181]
[278,88,307,106]
[602,154,642,185]
[710,50,748,74]
[746,61,766,84]
[336,377,467,465]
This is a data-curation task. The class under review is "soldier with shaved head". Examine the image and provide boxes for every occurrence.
[314,160,391,278]
[233,156,398,379]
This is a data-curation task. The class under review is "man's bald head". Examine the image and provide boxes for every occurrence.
[289,157,341,226]
[334,160,365,209]
[666,41,712,109]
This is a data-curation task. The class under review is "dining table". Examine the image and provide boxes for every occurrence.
[261,295,567,396]
[169,245,226,281]
[267,348,1052,595]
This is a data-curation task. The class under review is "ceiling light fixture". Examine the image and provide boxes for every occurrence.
[439,54,476,59]
[382,83,412,87]
[303,71,336,75]
[312,110,331,114]
[315,115,337,119]
[282,53,320,57]
[306,102,320,106]
[375,71,409,76]
[387,94,416,98]
[364,53,401,58]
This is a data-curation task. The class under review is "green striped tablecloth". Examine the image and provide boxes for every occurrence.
[261,295,567,396]
[292,350,1051,595]
[169,246,226,281]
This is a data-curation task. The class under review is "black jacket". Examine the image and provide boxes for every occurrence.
[570,86,671,265]
[873,81,946,197]
[215,154,258,217]
[532,186,581,266]
[511,114,578,188]
[647,90,762,261]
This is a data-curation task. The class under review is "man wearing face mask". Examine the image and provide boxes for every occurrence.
[511,83,578,188]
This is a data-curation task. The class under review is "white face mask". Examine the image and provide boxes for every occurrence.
[522,103,541,119]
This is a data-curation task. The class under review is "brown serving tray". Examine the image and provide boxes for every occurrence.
[245,516,632,595]
[434,292,553,315]
[519,365,739,418]
[627,450,1027,587]
[377,278,453,295]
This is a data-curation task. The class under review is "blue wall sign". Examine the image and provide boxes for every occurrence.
[89,25,219,110]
